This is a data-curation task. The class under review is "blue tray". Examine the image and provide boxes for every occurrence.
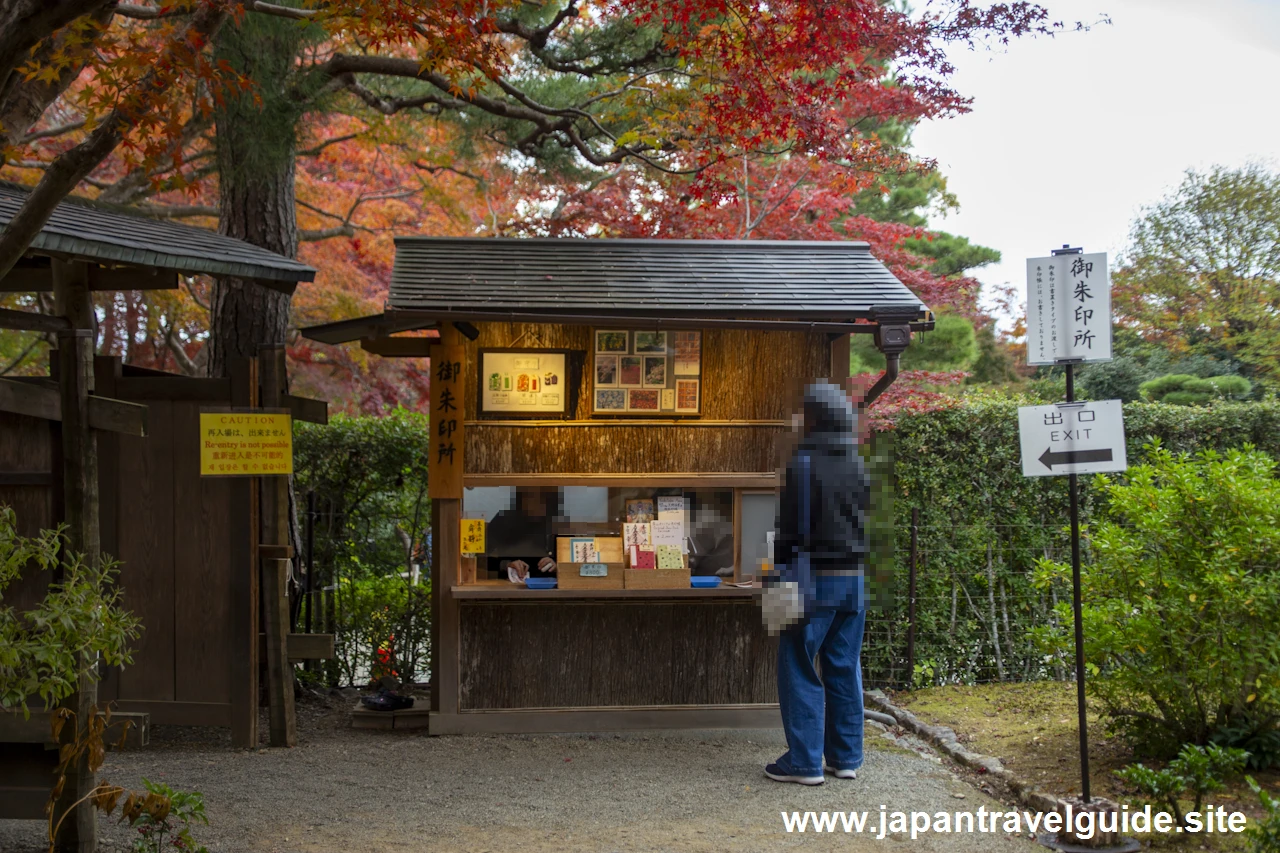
[690,576,722,589]
[525,578,558,590]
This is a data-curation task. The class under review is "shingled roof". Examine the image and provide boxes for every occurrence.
[387,237,927,323]
[0,181,314,285]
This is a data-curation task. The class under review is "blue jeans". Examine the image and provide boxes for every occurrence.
[775,607,867,776]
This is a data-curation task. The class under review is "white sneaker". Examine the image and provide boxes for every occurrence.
[824,764,857,779]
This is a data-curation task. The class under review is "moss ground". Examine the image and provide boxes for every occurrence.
[889,682,1279,851]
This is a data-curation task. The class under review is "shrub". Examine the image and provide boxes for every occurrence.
[1114,743,1248,830]
[1246,775,1280,853]
[294,410,431,686]
[1066,443,1280,756]
[0,507,140,714]
[333,573,431,687]
[1140,373,1251,405]
[125,779,209,853]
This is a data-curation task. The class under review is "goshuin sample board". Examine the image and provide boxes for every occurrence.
[591,329,701,416]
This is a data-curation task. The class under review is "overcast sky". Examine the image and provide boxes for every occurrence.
[911,0,1280,330]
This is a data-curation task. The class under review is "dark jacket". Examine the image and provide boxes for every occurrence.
[485,509,555,578]
[775,382,870,582]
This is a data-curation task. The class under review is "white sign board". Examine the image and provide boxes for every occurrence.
[1018,400,1128,477]
[1026,252,1112,365]
[478,350,568,414]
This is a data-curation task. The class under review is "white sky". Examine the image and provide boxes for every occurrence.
[911,0,1280,330]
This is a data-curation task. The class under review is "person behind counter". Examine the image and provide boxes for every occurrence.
[486,488,559,581]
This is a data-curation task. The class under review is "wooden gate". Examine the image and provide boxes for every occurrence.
[93,356,260,745]
[0,354,325,754]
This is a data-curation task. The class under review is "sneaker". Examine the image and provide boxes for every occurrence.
[824,764,857,779]
[765,763,825,786]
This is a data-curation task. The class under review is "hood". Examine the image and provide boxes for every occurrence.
[800,381,857,452]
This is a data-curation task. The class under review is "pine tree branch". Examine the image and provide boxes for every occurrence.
[116,1,314,20]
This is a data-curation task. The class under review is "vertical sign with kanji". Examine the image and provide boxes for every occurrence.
[429,346,465,499]
[1026,252,1112,364]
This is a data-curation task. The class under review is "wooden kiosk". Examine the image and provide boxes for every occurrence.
[303,237,930,734]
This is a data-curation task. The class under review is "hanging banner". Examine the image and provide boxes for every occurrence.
[199,410,292,476]
[429,345,465,499]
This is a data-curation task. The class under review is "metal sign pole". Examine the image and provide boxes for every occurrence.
[1051,240,1093,804]
[1064,360,1091,803]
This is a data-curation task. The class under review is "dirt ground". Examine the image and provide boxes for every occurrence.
[893,682,1280,851]
[1,692,1047,853]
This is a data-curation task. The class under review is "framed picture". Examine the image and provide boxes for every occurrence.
[643,356,666,388]
[628,389,660,411]
[618,356,643,387]
[477,349,574,418]
[596,330,629,353]
[625,499,655,523]
[595,354,618,387]
[673,330,701,376]
[676,379,700,413]
[595,388,626,411]
[633,331,667,353]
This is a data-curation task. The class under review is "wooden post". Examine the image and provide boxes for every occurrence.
[51,259,97,853]
[829,332,851,391]
[228,356,260,748]
[259,347,296,747]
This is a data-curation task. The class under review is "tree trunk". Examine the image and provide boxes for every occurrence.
[205,158,296,377]
[205,9,305,379]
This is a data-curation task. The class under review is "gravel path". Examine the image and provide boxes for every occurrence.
[1,697,1040,853]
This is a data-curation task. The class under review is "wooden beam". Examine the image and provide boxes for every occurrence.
[0,710,149,749]
[114,376,230,401]
[0,378,148,436]
[0,307,70,334]
[0,471,54,486]
[0,263,179,292]
[258,544,293,560]
[284,393,327,425]
[259,346,296,749]
[360,336,433,357]
[257,633,335,662]
[108,700,230,728]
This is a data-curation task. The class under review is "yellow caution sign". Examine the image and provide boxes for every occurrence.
[199,412,293,476]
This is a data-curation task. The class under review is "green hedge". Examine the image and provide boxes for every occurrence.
[867,400,1280,687]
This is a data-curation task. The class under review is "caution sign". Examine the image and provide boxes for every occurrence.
[199,411,293,476]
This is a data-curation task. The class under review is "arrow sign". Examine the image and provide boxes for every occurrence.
[1038,447,1113,469]
[1018,400,1128,477]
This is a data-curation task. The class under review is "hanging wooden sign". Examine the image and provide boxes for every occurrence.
[429,345,465,499]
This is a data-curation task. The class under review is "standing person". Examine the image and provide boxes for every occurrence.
[764,381,870,786]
